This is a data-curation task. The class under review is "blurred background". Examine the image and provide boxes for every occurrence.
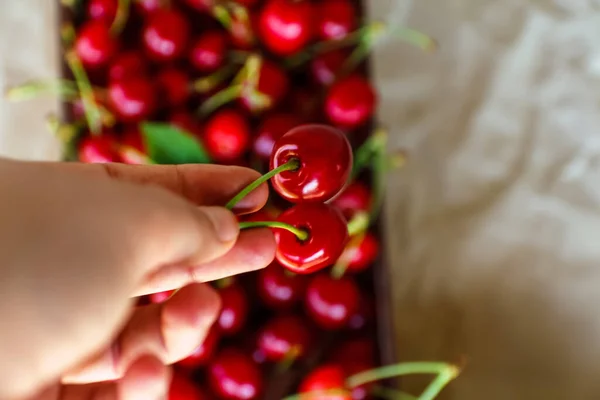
[4,0,600,399]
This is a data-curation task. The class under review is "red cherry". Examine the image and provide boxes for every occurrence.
[345,362,376,400]
[156,68,190,108]
[274,204,349,274]
[78,135,119,163]
[74,20,117,69]
[86,0,118,22]
[208,348,263,400]
[190,31,228,74]
[305,274,359,329]
[109,51,148,82]
[310,50,347,86]
[258,0,313,56]
[135,0,163,15]
[204,109,250,163]
[182,0,213,12]
[339,233,379,273]
[177,326,220,369]
[148,290,174,304]
[257,263,307,310]
[143,9,190,62]
[256,315,312,362]
[241,59,289,113]
[289,86,321,121]
[169,373,210,400]
[233,0,259,7]
[252,113,301,161]
[329,338,375,365]
[270,124,352,203]
[299,364,352,400]
[169,110,203,138]
[317,0,357,41]
[325,75,376,129]
[346,293,375,332]
[332,181,372,219]
[217,283,248,336]
[108,78,156,122]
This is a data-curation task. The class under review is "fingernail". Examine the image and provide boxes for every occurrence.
[201,206,239,243]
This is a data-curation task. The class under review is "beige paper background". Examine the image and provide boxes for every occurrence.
[3,0,600,399]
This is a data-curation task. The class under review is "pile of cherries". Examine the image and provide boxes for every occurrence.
[6,0,444,399]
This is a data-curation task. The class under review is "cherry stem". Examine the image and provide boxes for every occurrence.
[192,64,237,93]
[110,0,131,36]
[213,4,232,29]
[45,114,82,143]
[5,79,79,101]
[239,221,309,241]
[331,232,365,280]
[225,158,300,210]
[371,386,418,400]
[61,22,76,46]
[65,50,103,135]
[274,346,300,373]
[282,389,351,400]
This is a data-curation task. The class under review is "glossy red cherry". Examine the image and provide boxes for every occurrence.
[310,50,347,86]
[204,109,250,163]
[177,326,220,369]
[169,373,210,400]
[305,274,359,329]
[217,283,248,336]
[143,9,190,62]
[74,20,117,69]
[274,204,349,274]
[86,0,118,22]
[148,290,174,304]
[329,338,375,365]
[270,124,352,203]
[317,0,357,41]
[332,181,372,219]
[108,78,156,122]
[241,59,289,113]
[169,110,203,139]
[325,75,376,129]
[256,315,312,362]
[208,348,263,400]
[252,113,301,161]
[108,51,148,82]
[78,135,119,163]
[299,364,351,400]
[258,0,313,56]
[156,68,190,108]
[339,233,379,273]
[257,263,307,310]
[190,31,228,74]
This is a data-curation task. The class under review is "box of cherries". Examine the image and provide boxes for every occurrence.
[7,0,460,398]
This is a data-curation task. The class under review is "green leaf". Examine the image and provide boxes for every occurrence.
[140,122,211,165]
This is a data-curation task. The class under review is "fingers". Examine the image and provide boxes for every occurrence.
[62,283,220,385]
[134,228,276,296]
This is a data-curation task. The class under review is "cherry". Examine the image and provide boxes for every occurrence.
[273,204,349,274]
[78,135,119,163]
[74,20,117,69]
[177,326,220,369]
[332,181,372,220]
[204,109,250,163]
[289,86,321,121]
[108,78,156,122]
[169,373,210,400]
[169,110,203,138]
[190,30,228,74]
[135,0,163,15]
[86,0,118,23]
[310,50,348,86]
[257,263,307,310]
[182,0,213,12]
[252,113,301,162]
[299,364,351,400]
[156,67,190,108]
[305,274,359,329]
[345,362,376,400]
[270,124,352,203]
[148,290,174,304]
[325,74,376,129]
[258,0,313,56]
[142,9,190,62]
[317,0,357,41]
[347,293,375,332]
[329,338,375,365]
[240,59,289,113]
[208,348,263,400]
[256,315,312,362]
[338,232,379,273]
[108,51,148,82]
[233,0,259,7]
[217,282,248,336]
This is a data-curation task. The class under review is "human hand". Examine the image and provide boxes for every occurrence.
[0,157,275,400]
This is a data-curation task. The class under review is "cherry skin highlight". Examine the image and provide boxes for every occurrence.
[204,109,251,163]
[208,348,263,400]
[325,74,376,129]
[317,0,357,41]
[74,20,117,69]
[258,0,314,56]
[190,30,228,74]
[305,274,359,329]
[78,135,119,164]
[256,314,312,362]
[217,282,249,336]
[310,49,348,86]
[108,78,156,122]
[86,0,118,23]
[257,263,307,310]
[142,9,190,62]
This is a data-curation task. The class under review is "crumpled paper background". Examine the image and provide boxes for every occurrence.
[3,0,600,398]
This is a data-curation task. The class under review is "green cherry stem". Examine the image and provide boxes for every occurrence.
[225,158,300,210]
[346,211,370,236]
[61,22,76,47]
[65,50,103,135]
[239,221,309,241]
[331,212,369,279]
[5,79,79,102]
[110,0,131,36]
[371,386,418,400]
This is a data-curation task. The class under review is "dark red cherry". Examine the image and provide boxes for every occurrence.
[156,68,190,108]
[256,315,312,362]
[270,124,352,203]
[204,109,250,163]
[143,9,190,62]
[346,293,375,332]
[289,86,321,121]
[148,290,174,304]
[78,135,119,163]
[305,274,359,329]
[241,59,289,113]
[329,338,375,365]
[257,263,307,310]
[74,20,117,69]
[299,364,352,400]
[108,78,156,122]
[332,181,372,219]
[169,372,211,400]
[274,204,349,274]
[217,283,248,336]
[190,30,228,74]
[169,110,203,139]
[86,0,118,22]
[135,0,163,15]
[177,326,220,369]
[252,113,301,161]
[317,0,357,41]
[233,0,259,7]
[345,362,376,400]
[310,50,347,86]
[182,0,213,12]
[258,0,314,56]
[339,233,379,273]
[325,74,376,129]
[208,348,263,400]
[108,51,148,82]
